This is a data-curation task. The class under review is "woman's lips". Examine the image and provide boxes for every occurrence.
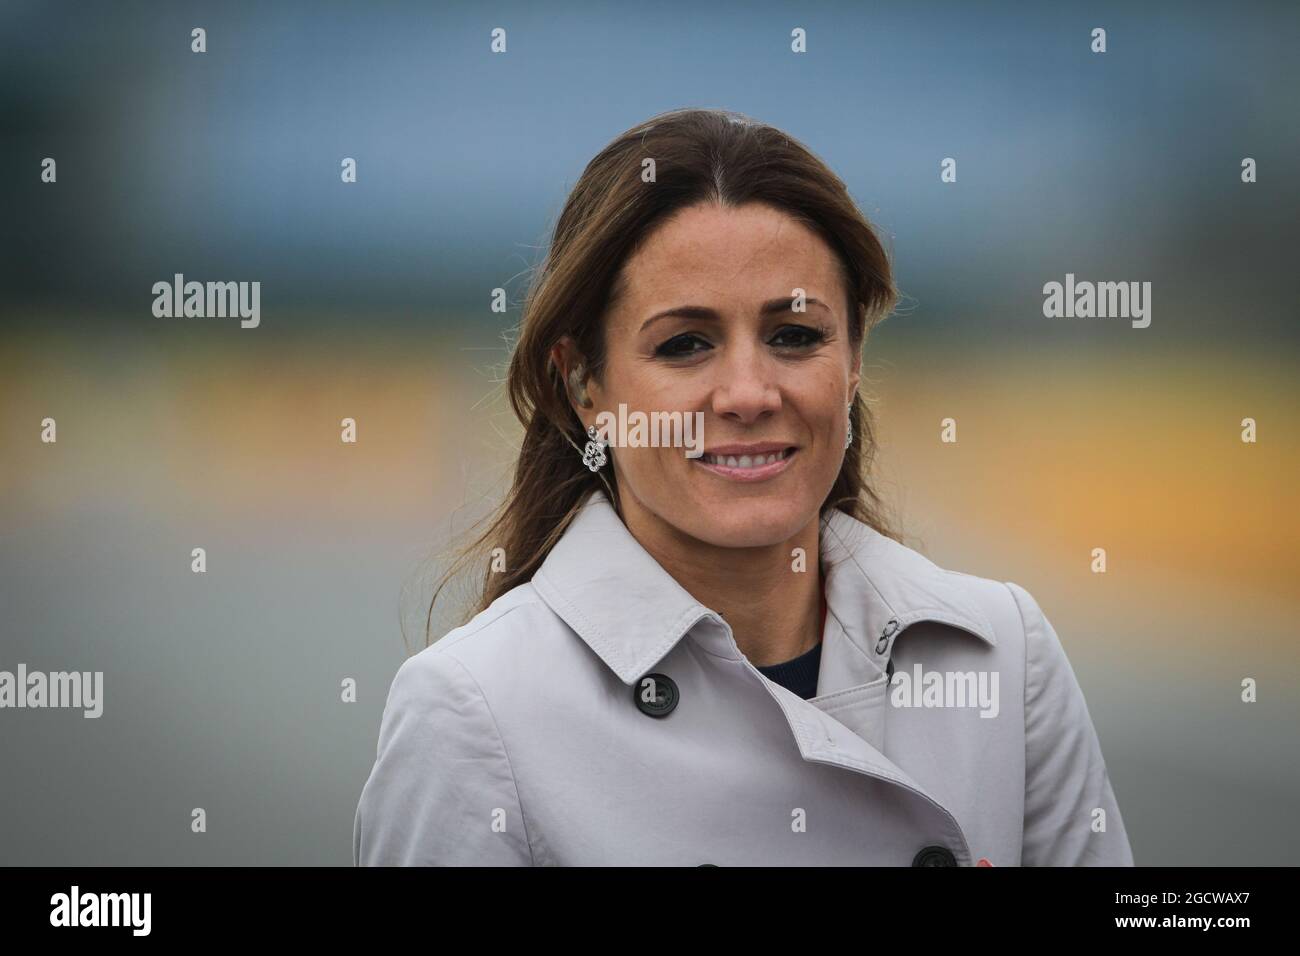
[692,446,797,482]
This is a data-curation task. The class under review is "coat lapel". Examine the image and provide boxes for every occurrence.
[531,491,717,686]
[804,506,999,749]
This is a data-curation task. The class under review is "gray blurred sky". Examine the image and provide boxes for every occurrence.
[2,0,1297,343]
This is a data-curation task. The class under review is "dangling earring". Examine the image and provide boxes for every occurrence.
[844,403,853,449]
[581,424,608,472]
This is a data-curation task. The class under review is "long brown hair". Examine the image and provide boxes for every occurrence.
[421,107,900,646]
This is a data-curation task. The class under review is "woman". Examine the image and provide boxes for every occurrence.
[353,108,1134,866]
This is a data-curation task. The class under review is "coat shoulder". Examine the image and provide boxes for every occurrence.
[940,570,1035,652]
[867,531,1033,648]
[410,581,578,683]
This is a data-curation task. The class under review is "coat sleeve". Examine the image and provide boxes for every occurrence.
[1007,582,1135,866]
[353,647,535,866]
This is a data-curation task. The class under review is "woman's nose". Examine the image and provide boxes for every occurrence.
[708,343,782,422]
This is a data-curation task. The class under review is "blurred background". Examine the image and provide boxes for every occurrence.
[1,0,1297,865]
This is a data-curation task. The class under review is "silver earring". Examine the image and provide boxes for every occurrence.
[845,404,853,449]
[581,425,608,472]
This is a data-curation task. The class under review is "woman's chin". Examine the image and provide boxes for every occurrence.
[672,497,813,550]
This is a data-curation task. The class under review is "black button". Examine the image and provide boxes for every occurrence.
[634,673,678,717]
[912,845,957,867]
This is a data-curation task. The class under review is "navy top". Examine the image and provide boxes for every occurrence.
[755,639,823,700]
[748,588,826,700]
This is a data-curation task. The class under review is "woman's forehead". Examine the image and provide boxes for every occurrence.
[612,205,844,318]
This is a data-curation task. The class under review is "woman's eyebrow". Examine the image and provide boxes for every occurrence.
[640,296,829,333]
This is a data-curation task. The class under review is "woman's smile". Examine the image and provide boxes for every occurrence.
[693,443,798,482]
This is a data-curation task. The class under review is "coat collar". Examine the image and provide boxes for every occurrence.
[531,490,997,687]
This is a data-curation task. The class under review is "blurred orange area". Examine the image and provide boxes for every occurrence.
[868,342,1297,611]
[3,325,1295,622]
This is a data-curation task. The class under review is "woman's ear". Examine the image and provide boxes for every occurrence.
[551,337,594,412]
[848,344,863,403]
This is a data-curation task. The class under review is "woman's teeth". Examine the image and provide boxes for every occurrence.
[701,449,790,469]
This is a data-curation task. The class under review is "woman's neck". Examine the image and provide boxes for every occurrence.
[619,495,824,667]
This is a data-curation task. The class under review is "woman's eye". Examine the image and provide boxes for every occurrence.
[655,333,711,358]
[770,325,827,349]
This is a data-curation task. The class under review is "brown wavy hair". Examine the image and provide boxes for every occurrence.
[421,107,900,645]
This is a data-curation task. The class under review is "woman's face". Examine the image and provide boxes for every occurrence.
[579,200,861,550]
